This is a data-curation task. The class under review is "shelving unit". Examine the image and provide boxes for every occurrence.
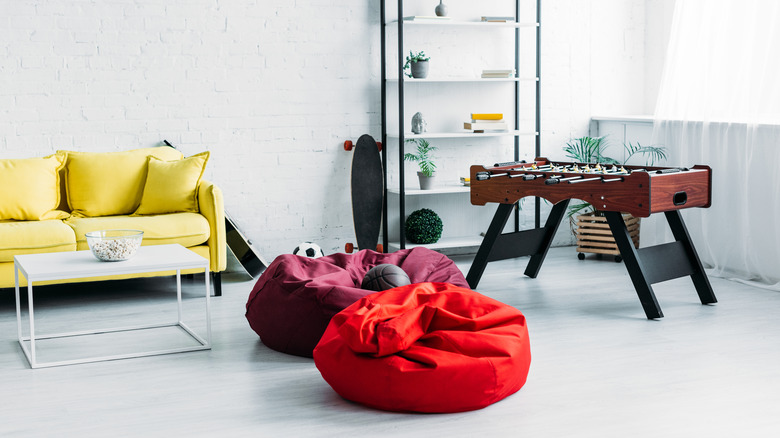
[380,0,541,254]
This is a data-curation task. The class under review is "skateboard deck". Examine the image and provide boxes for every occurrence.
[348,134,384,253]
[162,140,267,276]
[225,211,267,277]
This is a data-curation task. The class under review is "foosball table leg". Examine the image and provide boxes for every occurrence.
[466,199,570,289]
[664,210,717,305]
[605,210,717,320]
[467,203,515,289]
[524,200,570,278]
[605,211,664,319]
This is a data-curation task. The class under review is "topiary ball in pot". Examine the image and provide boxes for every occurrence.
[405,208,443,244]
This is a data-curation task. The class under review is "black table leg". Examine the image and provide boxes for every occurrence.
[467,203,515,289]
[605,211,663,319]
[664,210,717,305]
[466,200,570,288]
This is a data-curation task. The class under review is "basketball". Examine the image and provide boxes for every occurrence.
[361,264,411,292]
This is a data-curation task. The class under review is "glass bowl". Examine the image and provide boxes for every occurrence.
[85,230,144,261]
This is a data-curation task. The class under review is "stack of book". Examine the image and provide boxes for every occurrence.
[464,113,508,132]
[481,16,515,23]
[481,69,515,78]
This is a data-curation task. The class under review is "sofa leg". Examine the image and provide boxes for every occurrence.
[211,272,222,297]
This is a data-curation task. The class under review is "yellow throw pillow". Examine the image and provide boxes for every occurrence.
[0,155,70,221]
[134,151,210,215]
[63,147,184,217]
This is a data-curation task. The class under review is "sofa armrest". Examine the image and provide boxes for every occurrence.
[198,179,227,272]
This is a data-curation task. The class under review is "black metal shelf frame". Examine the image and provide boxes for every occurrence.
[380,0,542,250]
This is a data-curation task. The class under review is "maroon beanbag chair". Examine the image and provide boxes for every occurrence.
[313,282,531,413]
[245,248,468,357]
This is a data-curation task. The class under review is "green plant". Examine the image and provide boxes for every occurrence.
[405,208,443,244]
[403,50,430,78]
[563,136,667,218]
[404,138,437,177]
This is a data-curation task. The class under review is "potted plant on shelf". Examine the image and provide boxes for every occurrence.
[405,208,443,244]
[404,51,430,79]
[563,136,667,262]
[404,138,437,190]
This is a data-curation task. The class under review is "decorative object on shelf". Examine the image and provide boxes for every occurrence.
[404,51,430,79]
[481,16,515,22]
[435,1,448,17]
[465,113,507,132]
[481,69,515,78]
[405,208,443,244]
[563,136,667,260]
[411,112,427,134]
[404,138,437,189]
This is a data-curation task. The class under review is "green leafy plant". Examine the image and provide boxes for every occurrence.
[404,138,437,177]
[403,50,430,78]
[563,136,667,218]
[405,208,443,244]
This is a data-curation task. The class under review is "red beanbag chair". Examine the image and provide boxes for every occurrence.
[313,282,531,413]
[245,248,468,357]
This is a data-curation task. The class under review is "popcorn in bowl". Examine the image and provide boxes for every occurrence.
[85,230,144,261]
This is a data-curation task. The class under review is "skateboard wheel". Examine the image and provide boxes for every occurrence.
[577,252,585,260]
[376,142,382,152]
[344,140,353,151]
[376,244,384,253]
[345,242,354,253]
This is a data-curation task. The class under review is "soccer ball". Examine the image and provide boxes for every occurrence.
[293,241,325,258]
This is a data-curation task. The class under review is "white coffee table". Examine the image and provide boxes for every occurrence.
[14,244,211,368]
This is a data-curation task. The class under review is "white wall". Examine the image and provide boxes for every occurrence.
[0,0,657,260]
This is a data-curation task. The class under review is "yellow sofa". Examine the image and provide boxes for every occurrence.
[0,146,227,295]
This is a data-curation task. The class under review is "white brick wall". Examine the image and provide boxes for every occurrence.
[0,0,650,260]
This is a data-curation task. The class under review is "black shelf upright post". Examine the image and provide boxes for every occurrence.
[534,0,542,229]
[397,0,406,249]
[380,0,388,251]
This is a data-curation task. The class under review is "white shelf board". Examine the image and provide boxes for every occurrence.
[388,184,470,196]
[388,77,538,83]
[387,236,483,255]
[388,130,537,139]
[388,20,539,28]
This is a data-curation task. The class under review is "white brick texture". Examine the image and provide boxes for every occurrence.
[0,0,649,260]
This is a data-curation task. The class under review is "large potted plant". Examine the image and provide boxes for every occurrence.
[563,136,667,261]
[404,51,430,79]
[404,138,437,190]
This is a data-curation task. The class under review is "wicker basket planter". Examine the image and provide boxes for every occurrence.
[575,212,639,262]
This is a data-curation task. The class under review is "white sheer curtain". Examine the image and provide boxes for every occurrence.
[650,0,780,289]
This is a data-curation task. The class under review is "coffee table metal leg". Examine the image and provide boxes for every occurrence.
[205,268,211,345]
[176,270,183,323]
[28,282,36,367]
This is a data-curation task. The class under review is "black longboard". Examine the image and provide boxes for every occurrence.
[225,211,267,277]
[345,134,383,253]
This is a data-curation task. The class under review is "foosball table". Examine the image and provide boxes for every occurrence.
[467,157,717,319]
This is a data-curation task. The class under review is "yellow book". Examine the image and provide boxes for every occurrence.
[470,113,503,120]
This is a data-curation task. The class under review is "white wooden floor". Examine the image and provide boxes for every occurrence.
[2,247,779,437]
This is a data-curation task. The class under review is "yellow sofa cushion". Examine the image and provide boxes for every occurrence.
[134,151,210,215]
[0,155,69,221]
[65,213,210,251]
[62,147,183,217]
[0,220,77,262]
